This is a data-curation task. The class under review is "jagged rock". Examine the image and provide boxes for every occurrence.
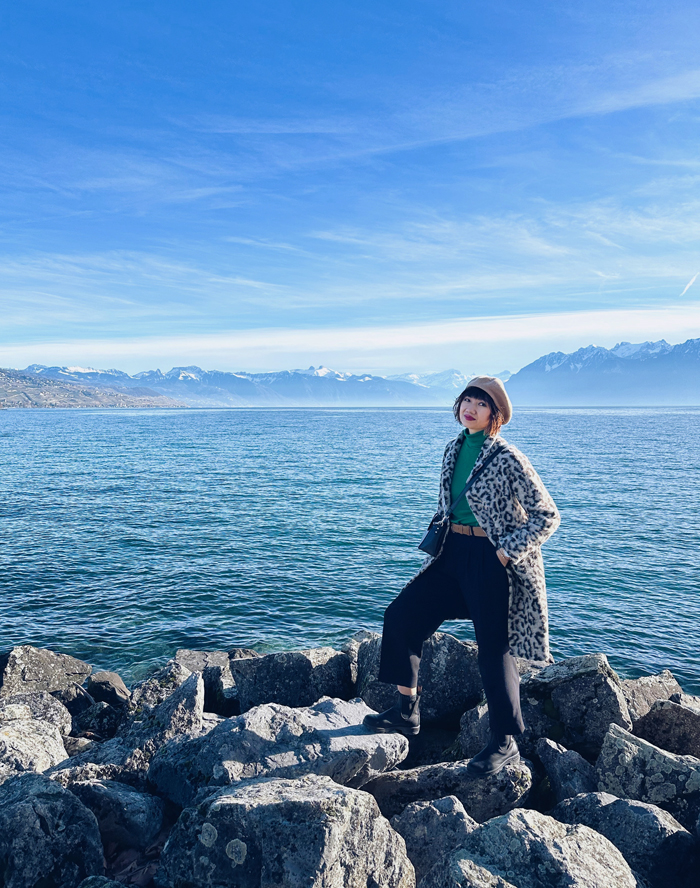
[148,696,408,807]
[362,758,533,821]
[64,736,95,756]
[229,647,260,660]
[634,699,700,758]
[341,629,372,685]
[552,791,699,888]
[597,723,700,831]
[0,773,104,887]
[419,854,518,888]
[0,704,68,782]
[1,691,72,736]
[229,647,353,711]
[390,796,477,882]
[0,645,91,697]
[52,682,95,717]
[536,738,597,803]
[78,879,123,888]
[175,648,238,716]
[70,779,165,850]
[88,671,130,707]
[421,808,642,888]
[507,653,632,757]
[156,774,415,888]
[620,670,683,720]
[457,702,490,758]
[51,760,146,791]
[128,660,192,714]
[74,701,126,739]
[355,631,484,727]
[119,671,204,753]
[670,692,700,714]
[200,711,224,734]
[52,672,204,786]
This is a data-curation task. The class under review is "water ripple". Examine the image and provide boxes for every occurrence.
[0,406,698,690]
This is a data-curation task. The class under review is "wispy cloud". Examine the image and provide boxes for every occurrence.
[3,303,699,375]
[680,273,698,297]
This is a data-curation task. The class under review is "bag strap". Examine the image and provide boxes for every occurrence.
[446,442,506,517]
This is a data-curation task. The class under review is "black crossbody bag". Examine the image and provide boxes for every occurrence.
[418,443,506,557]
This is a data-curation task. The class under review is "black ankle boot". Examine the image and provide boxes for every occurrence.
[363,691,420,736]
[466,730,520,777]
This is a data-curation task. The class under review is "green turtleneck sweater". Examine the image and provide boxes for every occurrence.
[450,429,486,526]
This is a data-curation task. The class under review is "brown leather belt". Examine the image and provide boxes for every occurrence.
[450,524,488,537]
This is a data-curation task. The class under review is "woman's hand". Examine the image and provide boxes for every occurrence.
[496,548,511,567]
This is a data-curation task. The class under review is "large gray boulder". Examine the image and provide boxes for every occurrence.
[87,671,130,707]
[0,773,104,888]
[1,691,72,736]
[175,648,239,715]
[148,697,408,807]
[156,774,415,888]
[634,699,700,758]
[517,653,632,757]
[420,808,642,888]
[51,672,204,786]
[536,737,597,803]
[0,703,68,782]
[0,646,91,697]
[70,779,165,850]
[390,796,477,883]
[353,631,484,726]
[458,654,633,760]
[597,723,700,831]
[620,670,683,721]
[362,758,533,821]
[128,660,192,715]
[552,791,699,888]
[229,647,353,711]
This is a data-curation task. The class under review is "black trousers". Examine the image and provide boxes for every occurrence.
[378,530,525,735]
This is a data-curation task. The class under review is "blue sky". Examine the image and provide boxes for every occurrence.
[2,0,700,374]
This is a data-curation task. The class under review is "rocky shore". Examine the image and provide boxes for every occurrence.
[0,634,698,887]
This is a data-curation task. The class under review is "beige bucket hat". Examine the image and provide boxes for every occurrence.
[466,375,512,424]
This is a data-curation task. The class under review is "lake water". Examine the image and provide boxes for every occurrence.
[1,407,698,692]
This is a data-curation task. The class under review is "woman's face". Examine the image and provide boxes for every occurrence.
[459,394,492,434]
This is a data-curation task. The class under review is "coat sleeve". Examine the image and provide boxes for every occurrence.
[497,450,560,564]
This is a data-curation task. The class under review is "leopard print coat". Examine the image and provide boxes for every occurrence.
[413,432,560,662]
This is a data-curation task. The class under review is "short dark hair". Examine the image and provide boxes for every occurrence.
[453,385,504,437]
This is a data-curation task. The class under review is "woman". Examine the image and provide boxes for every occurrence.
[364,376,560,777]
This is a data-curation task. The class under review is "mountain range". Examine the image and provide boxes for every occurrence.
[15,364,485,408]
[505,337,700,405]
[3,336,698,407]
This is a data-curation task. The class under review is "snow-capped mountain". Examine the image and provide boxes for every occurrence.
[609,340,673,359]
[20,340,700,407]
[506,338,700,405]
[23,364,465,407]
